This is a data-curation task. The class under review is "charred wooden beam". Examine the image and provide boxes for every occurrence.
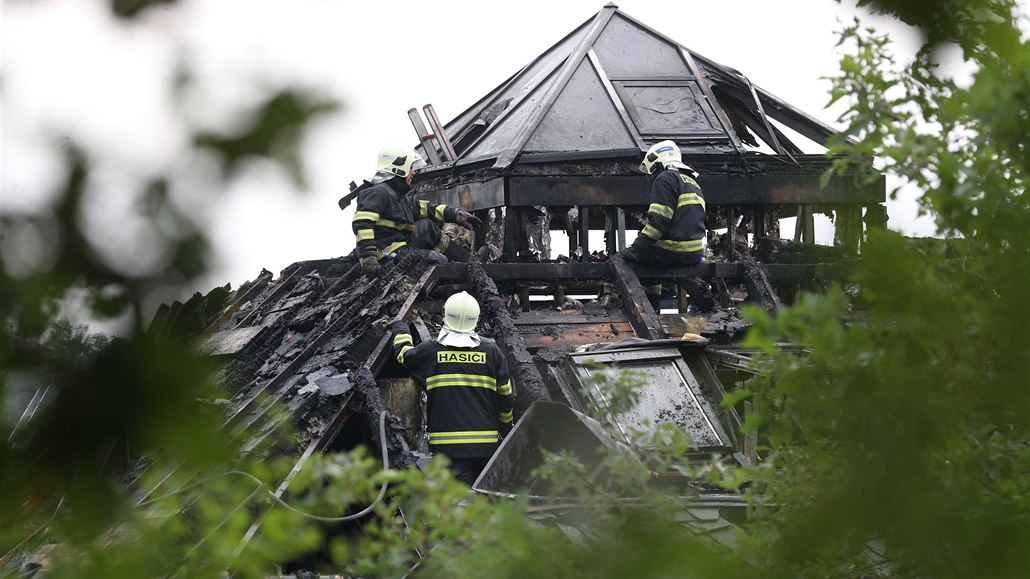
[740,257,780,312]
[521,323,634,349]
[579,205,590,255]
[609,255,666,340]
[351,368,413,469]
[466,260,551,410]
[630,262,857,281]
[364,265,439,376]
[202,270,273,334]
[506,169,884,207]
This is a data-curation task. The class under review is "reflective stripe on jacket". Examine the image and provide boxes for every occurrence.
[392,332,513,458]
[351,180,459,256]
[631,168,706,254]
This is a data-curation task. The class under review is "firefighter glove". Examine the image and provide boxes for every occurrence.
[455,210,482,231]
[389,320,409,335]
[360,249,380,277]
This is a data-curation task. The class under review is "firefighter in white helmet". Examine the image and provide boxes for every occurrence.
[621,140,706,265]
[390,291,513,486]
[617,141,707,307]
[351,144,482,276]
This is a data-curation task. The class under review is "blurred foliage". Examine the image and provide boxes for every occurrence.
[194,91,340,189]
[1,0,339,573]
[108,0,177,20]
[736,0,1030,577]
[3,0,1029,577]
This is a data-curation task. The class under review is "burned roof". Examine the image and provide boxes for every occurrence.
[407,4,883,227]
[425,3,847,172]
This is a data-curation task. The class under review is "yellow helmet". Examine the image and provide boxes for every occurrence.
[376,144,427,178]
[443,291,480,334]
[639,140,690,175]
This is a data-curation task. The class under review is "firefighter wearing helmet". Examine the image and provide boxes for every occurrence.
[390,291,513,486]
[351,144,483,276]
[620,140,707,266]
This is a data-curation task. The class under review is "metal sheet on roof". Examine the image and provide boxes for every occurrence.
[524,57,637,152]
[592,13,692,78]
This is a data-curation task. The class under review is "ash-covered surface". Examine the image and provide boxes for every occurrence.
[701,310,753,344]
[581,301,616,317]
[166,252,443,466]
[533,345,576,365]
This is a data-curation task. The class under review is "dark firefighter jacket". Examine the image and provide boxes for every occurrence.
[392,328,514,459]
[351,178,459,257]
[630,168,707,260]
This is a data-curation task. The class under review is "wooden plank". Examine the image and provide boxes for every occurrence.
[435,263,611,281]
[522,324,634,349]
[659,314,709,337]
[609,255,665,339]
[508,172,885,207]
[436,261,856,283]
[513,313,630,325]
[415,176,505,212]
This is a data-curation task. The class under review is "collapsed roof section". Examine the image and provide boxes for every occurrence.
[425,2,849,172]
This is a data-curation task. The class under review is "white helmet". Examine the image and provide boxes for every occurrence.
[376,144,427,179]
[443,291,480,334]
[639,140,695,175]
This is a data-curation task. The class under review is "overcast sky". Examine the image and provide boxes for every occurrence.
[4,0,1027,300]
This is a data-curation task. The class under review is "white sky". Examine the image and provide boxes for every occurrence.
[4,0,1027,299]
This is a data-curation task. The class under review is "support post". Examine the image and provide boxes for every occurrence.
[467,260,551,410]
[605,208,618,256]
[578,205,590,257]
[803,205,815,244]
[677,284,688,314]
[503,207,519,262]
[727,205,738,259]
[616,208,627,252]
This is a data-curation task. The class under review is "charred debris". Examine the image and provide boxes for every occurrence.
[142,1,882,569]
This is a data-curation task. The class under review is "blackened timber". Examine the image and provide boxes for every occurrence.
[412,316,432,344]
[629,262,857,281]
[364,266,438,376]
[435,263,610,281]
[609,255,666,340]
[579,205,590,255]
[435,262,855,282]
[351,369,412,470]
[740,257,780,312]
[203,270,273,334]
[233,267,305,329]
[466,260,551,409]
[506,170,884,207]
[513,313,631,325]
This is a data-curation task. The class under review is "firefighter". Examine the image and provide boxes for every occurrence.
[352,144,482,276]
[617,140,707,308]
[390,291,513,486]
[620,140,706,265]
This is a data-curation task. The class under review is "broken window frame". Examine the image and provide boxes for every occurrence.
[562,344,742,455]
